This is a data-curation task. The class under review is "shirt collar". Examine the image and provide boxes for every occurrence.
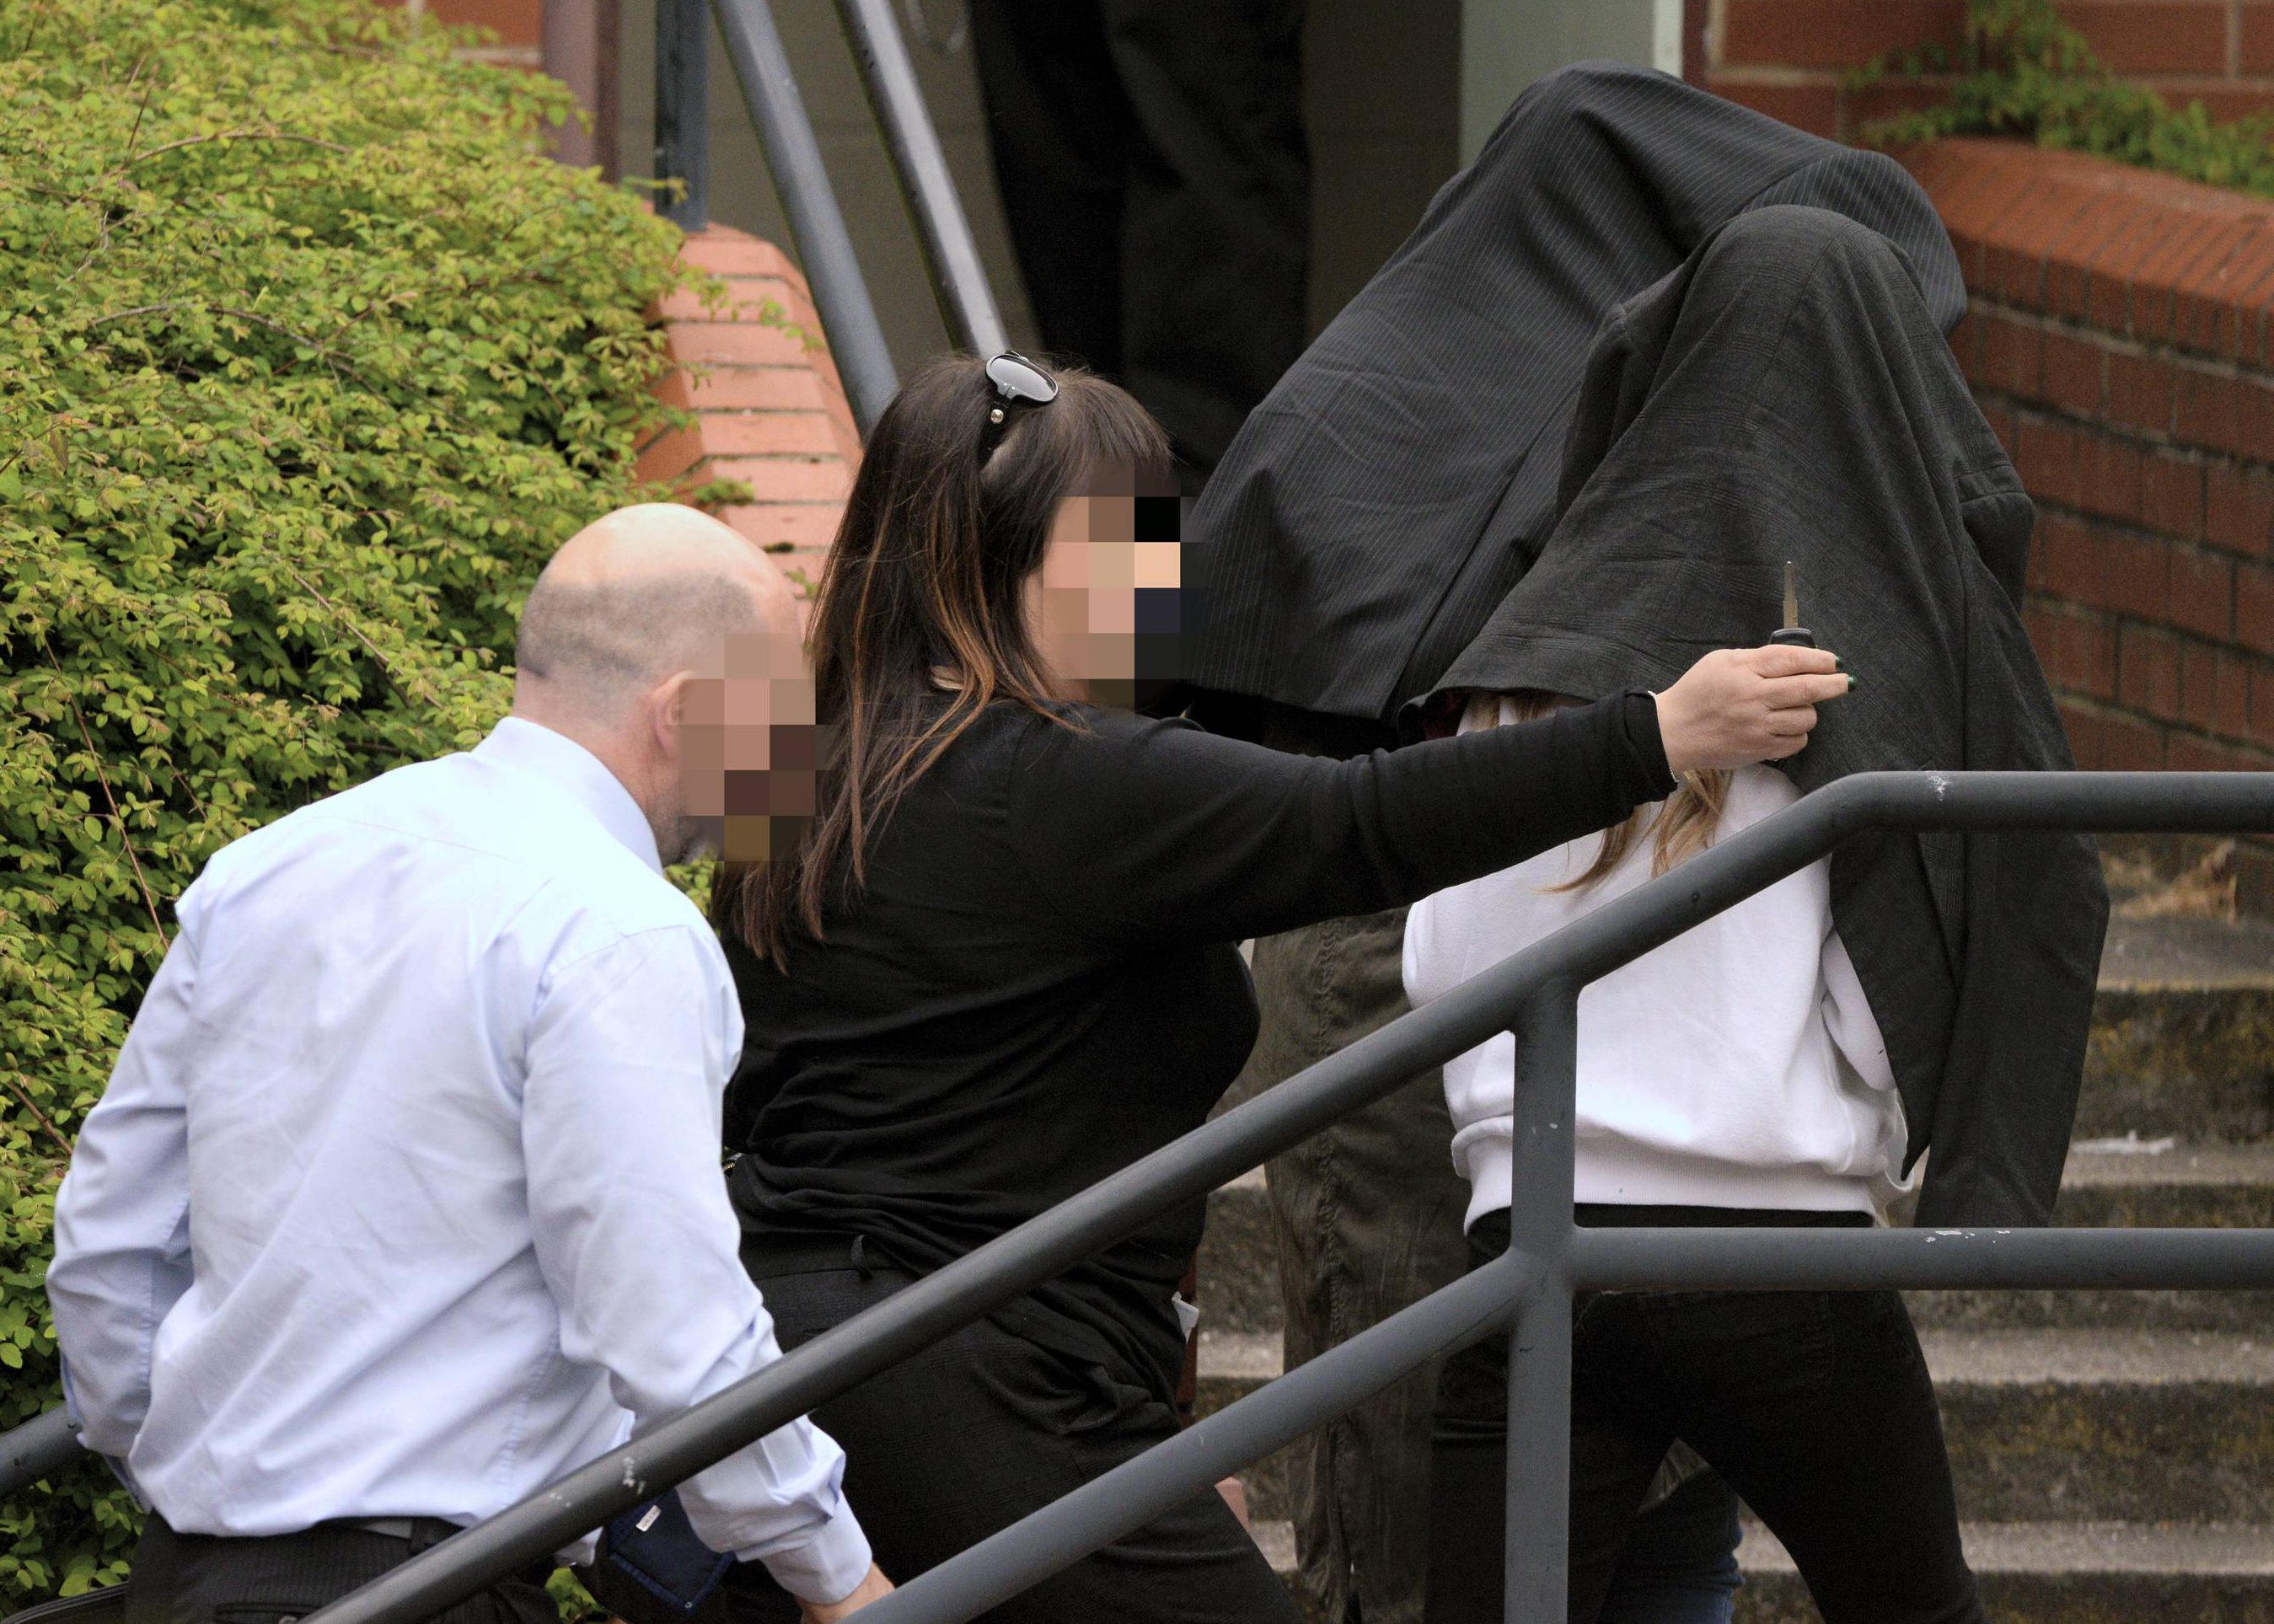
[475,716,665,875]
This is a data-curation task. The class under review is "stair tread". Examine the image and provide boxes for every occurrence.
[2097,914,2274,992]
[1263,1518,2274,1580]
[2059,1140,2274,1186]
[1249,1518,1296,1573]
[1202,1328,2274,1388]
[1917,1327,2274,1384]
[1198,1330,1283,1380]
[1743,1520,2274,1575]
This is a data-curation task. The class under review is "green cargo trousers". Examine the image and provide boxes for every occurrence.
[1229,903,1470,1624]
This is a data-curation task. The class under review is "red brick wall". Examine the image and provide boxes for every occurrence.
[385,0,543,67]
[638,227,861,618]
[1904,138,2274,790]
[1706,0,2274,138]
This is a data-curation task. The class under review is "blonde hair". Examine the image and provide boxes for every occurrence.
[1476,690,1731,891]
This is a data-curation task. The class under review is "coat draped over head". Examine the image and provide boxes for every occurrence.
[1187,62,2108,1227]
[1185,59,1966,722]
[1431,203,2108,1227]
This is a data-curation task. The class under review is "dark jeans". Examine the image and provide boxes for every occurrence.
[1598,1468,1741,1624]
[1429,1209,1984,1624]
[721,1249,1299,1624]
[125,1515,554,1624]
[1232,893,1745,1624]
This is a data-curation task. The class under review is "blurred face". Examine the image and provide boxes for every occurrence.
[676,629,824,864]
[1028,464,1185,710]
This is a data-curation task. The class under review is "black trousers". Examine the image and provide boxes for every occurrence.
[968,0,1310,487]
[125,1515,555,1624]
[721,1248,1298,1624]
[1428,1209,1985,1624]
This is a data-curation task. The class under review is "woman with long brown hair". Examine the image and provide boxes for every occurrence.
[711,351,1847,1622]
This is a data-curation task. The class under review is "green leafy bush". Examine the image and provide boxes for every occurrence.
[1853,0,2274,196]
[0,0,705,1599]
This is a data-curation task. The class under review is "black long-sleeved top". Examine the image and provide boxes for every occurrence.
[722,693,1674,1399]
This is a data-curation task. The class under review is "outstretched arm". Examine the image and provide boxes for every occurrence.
[1011,646,1842,948]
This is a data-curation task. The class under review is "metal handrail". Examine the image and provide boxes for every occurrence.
[831,0,1007,356]
[0,1407,79,1500]
[706,0,899,431]
[653,0,709,231]
[648,0,1009,428]
[260,769,2269,1624]
[8,772,2271,1623]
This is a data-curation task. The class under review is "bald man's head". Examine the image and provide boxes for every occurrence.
[514,503,797,722]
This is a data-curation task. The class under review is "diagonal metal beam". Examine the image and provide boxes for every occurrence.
[710,0,898,433]
[831,0,1006,356]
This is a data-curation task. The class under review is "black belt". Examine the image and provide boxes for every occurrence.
[317,1517,556,1588]
[324,1517,463,1543]
[142,1514,556,1595]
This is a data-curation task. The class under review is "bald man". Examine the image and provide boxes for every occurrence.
[49,506,892,1624]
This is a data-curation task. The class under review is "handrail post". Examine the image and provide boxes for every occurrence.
[1504,981,1579,1621]
[655,0,710,231]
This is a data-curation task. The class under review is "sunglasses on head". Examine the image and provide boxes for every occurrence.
[979,351,1059,464]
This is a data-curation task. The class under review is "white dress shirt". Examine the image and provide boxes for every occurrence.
[1405,698,1912,1230]
[47,716,871,1603]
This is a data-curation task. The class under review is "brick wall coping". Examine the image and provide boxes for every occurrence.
[636,225,861,605]
[1903,137,2274,367]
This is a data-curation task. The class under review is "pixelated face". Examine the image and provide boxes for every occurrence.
[678,630,825,864]
[1031,464,1186,710]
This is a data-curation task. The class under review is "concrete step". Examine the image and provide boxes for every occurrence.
[1194,1331,1301,1523]
[1198,1327,2274,1526]
[1910,1141,2274,1330]
[1736,1519,2274,1622]
[1250,1516,2274,1621]
[2078,915,2274,1143]
[1925,1327,2274,1525]
[1195,1168,1279,1336]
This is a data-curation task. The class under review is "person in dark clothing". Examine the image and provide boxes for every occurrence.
[1191,56,2097,1237]
[968,0,1309,492]
[709,352,1849,1622]
[1189,62,2103,1621]
[1410,201,2091,1624]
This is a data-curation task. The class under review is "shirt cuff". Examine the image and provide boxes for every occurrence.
[739,1500,873,1607]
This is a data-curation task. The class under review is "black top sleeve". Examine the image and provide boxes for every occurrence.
[1007,692,1676,947]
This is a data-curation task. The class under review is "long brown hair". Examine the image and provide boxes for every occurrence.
[716,354,1172,967]
[1479,691,1731,889]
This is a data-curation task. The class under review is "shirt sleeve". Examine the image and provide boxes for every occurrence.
[1007,694,1676,947]
[48,927,201,1472]
[520,925,872,1604]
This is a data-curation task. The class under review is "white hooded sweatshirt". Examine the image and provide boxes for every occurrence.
[1402,698,1913,1232]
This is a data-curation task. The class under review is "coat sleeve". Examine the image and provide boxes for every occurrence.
[1006,695,1674,948]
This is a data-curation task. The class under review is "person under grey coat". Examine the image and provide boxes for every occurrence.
[1185,58,2105,1624]
[1188,56,2103,1232]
